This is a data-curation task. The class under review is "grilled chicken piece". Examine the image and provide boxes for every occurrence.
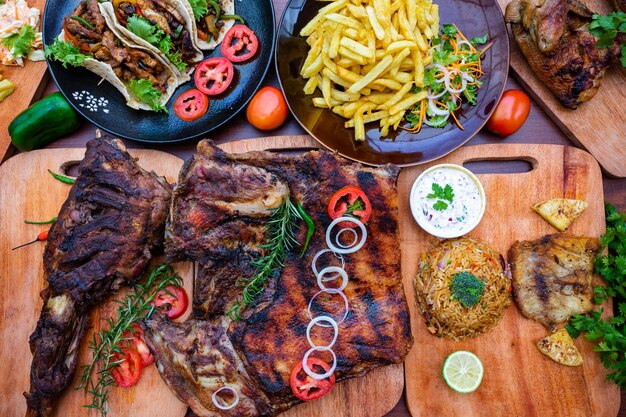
[509,233,601,330]
[505,0,622,108]
[25,137,171,417]
[149,141,413,416]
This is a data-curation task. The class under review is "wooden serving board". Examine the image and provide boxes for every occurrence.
[495,0,626,178]
[0,135,404,417]
[400,144,621,416]
[0,0,49,162]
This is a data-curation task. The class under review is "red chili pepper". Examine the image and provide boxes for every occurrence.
[12,229,50,250]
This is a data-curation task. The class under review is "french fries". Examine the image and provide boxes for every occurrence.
[300,0,438,141]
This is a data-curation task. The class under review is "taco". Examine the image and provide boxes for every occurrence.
[182,0,237,50]
[99,0,203,79]
[45,0,178,112]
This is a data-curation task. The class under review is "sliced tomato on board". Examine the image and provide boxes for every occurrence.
[123,324,154,367]
[152,285,189,319]
[194,57,234,96]
[220,25,259,63]
[290,358,336,401]
[327,186,372,228]
[111,346,142,388]
[174,89,209,122]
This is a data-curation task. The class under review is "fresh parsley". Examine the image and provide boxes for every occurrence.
[427,183,454,211]
[2,24,36,59]
[188,0,209,20]
[127,79,167,113]
[567,203,626,389]
[44,39,90,68]
[470,34,488,46]
[589,12,626,67]
[126,15,186,71]
[442,23,457,38]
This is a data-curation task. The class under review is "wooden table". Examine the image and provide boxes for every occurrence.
[1,0,625,415]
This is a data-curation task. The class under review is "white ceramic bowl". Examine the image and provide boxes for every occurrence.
[409,164,486,239]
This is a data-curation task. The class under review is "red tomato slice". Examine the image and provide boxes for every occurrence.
[111,346,142,388]
[152,285,189,319]
[174,88,209,122]
[194,57,234,96]
[327,186,372,228]
[220,25,259,63]
[290,358,335,401]
[123,324,154,367]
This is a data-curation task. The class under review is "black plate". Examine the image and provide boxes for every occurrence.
[276,0,509,166]
[43,0,275,143]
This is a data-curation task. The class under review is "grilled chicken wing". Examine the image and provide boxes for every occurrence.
[25,137,171,417]
[505,0,622,108]
[509,233,601,330]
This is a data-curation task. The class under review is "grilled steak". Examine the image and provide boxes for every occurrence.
[25,137,172,417]
[144,141,413,416]
[509,233,601,330]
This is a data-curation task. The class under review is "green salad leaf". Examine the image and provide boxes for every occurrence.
[3,24,36,59]
[188,0,209,20]
[44,38,90,68]
[126,15,186,71]
[127,79,167,113]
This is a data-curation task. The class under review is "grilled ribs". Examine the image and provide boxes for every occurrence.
[25,137,172,417]
[143,141,413,416]
[505,0,622,108]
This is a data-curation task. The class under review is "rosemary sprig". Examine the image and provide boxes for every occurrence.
[77,263,183,416]
[226,197,302,320]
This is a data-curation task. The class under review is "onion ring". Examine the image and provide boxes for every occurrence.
[307,288,349,325]
[428,99,450,116]
[312,249,345,281]
[212,386,240,410]
[336,227,358,248]
[326,217,367,254]
[302,346,337,380]
[316,266,349,292]
[306,315,339,349]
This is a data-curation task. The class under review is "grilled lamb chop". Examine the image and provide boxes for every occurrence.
[144,141,413,416]
[25,137,172,417]
[505,0,622,108]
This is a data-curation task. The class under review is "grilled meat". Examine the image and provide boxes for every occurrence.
[505,0,622,108]
[145,141,413,416]
[509,233,601,330]
[25,137,172,417]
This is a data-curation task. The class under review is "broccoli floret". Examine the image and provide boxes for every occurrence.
[450,272,486,307]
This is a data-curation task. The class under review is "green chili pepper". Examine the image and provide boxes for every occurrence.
[70,16,94,30]
[25,217,58,225]
[207,0,221,21]
[48,169,75,184]
[220,14,245,23]
[296,202,315,257]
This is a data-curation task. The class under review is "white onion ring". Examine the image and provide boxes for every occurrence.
[316,266,349,292]
[461,72,475,82]
[307,288,349,325]
[456,39,473,52]
[427,88,447,100]
[312,249,345,281]
[212,386,240,411]
[428,99,450,116]
[336,227,358,248]
[306,315,339,349]
[326,217,367,254]
[445,74,467,94]
[302,346,337,380]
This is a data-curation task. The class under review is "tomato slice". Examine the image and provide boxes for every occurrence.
[111,346,142,388]
[290,358,336,401]
[174,88,209,122]
[152,285,189,319]
[220,25,259,63]
[123,324,154,367]
[194,57,234,96]
[327,186,372,228]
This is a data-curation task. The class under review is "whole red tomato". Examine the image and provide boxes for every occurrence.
[246,86,289,130]
[486,90,531,136]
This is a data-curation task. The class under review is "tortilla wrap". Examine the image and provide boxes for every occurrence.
[57,30,179,111]
[99,0,202,81]
[180,0,235,50]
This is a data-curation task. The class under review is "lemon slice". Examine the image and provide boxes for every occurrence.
[442,350,484,393]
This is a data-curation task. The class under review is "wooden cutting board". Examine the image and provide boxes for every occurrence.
[495,0,626,178]
[400,144,621,416]
[0,0,49,162]
[0,135,404,417]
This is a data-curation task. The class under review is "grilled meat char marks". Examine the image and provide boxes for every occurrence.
[151,141,413,416]
[26,137,172,417]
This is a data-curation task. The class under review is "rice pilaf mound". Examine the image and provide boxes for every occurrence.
[415,237,512,340]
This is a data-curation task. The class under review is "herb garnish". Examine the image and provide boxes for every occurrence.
[2,24,36,59]
[45,39,90,68]
[78,264,183,416]
[427,183,454,211]
[126,15,187,72]
[127,79,167,113]
[226,197,303,320]
[567,203,626,388]
[188,0,209,20]
[589,12,626,67]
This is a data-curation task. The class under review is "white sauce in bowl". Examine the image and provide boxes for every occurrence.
[410,164,486,238]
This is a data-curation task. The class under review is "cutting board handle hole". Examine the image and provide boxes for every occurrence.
[463,158,536,174]
[60,161,81,177]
